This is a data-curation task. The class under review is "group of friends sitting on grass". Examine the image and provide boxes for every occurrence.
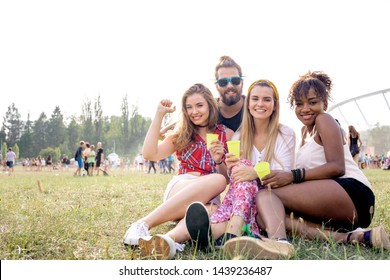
[123,56,390,259]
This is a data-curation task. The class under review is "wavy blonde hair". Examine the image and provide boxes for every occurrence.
[172,84,219,151]
[239,80,283,167]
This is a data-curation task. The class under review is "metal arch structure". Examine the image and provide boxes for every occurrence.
[328,88,390,130]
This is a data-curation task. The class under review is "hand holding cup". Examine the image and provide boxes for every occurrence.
[206,133,219,150]
[254,161,270,180]
[226,140,240,159]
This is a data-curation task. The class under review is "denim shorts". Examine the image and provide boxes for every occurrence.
[77,158,83,168]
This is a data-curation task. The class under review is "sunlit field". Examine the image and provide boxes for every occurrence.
[0,166,389,260]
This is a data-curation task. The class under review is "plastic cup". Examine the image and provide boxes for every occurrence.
[206,133,219,149]
[254,161,270,179]
[226,140,240,158]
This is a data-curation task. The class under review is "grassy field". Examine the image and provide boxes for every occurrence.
[0,166,389,260]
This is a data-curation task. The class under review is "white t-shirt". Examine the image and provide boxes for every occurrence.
[6,151,16,162]
[296,135,371,188]
[136,155,144,164]
[233,124,296,171]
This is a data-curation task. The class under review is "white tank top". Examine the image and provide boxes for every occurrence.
[296,135,371,189]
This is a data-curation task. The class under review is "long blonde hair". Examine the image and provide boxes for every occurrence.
[239,80,283,167]
[172,83,219,151]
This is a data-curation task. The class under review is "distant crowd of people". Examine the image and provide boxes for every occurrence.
[134,153,176,174]
[74,141,106,176]
[0,147,71,175]
[347,124,389,170]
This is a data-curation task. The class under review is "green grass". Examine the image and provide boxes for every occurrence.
[0,167,389,260]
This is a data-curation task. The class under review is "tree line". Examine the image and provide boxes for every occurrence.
[1,94,152,162]
[2,93,389,162]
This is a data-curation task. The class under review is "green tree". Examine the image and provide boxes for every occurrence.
[105,116,122,155]
[81,98,94,143]
[40,147,61,162]
[121,94,130,155]
[19,112,34,158]
[0,129,6,148]
[2,103,23,147]
[94,95,104,144]
[47,106,67,148]
[129,105,151,157]
[1,142,7,159]
[67,116,81,154]
[367,124,390,155]
[31,113,48,156]
[13,143,20,160]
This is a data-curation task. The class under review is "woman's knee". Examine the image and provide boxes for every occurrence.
[255,188,269,202]
[211,173,228,190]
[255,188,281,211]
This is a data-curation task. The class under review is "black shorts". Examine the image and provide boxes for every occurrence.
[332,177,375,230]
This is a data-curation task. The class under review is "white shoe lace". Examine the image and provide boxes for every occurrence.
[175,242,185,252]
[133,221,149,237]
[124,221,150,245]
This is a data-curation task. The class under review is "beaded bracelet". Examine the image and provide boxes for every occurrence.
[291,168,305,183]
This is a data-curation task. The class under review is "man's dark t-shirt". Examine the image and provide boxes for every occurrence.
[217,96,245,132]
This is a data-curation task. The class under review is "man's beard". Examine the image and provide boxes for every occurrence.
[221,89,242,106]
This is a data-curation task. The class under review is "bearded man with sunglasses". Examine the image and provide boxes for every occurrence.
[214,55,245,132]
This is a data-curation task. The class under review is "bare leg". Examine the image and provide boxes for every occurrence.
[283,214,349,242]
[256,179,357,240]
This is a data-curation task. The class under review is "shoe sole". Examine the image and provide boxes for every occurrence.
[371,226,390,250]
[139,235,176,260]
[185,202,211,250]
[224,236,294,260]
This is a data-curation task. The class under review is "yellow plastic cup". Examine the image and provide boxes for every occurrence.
[226,140,240,158]
[254,161,270,179]
[206,133,219,149]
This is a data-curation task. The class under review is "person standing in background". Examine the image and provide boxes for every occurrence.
[74,141,85,176]
[6,147,16,174]
[95,142,104,176]
[348,125,362,165]
[87,144,96,176]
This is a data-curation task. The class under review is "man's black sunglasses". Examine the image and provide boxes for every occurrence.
[216,76,242,87]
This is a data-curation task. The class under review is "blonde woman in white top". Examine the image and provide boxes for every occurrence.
[185,80,296,258]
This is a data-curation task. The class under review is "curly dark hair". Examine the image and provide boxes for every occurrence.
[288,71,333,108]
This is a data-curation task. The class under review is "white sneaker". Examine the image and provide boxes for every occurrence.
[139,234,176,260]
[123,221,150,246]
